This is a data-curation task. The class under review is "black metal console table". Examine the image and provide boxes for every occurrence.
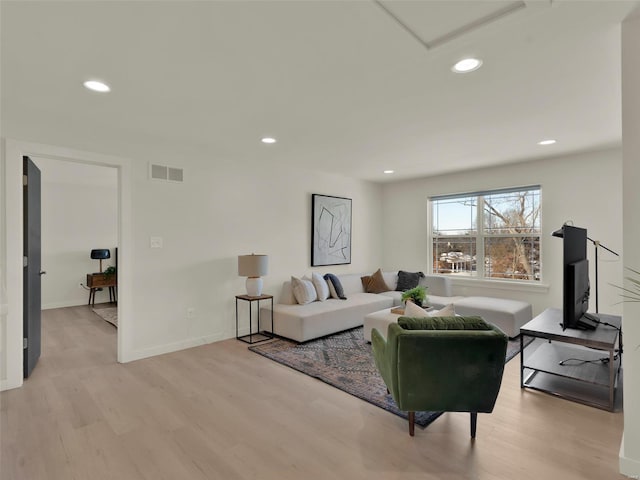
[520,307,622,411]
[235,294,274,344]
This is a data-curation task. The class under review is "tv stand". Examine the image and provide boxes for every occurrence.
[520,308,621,411]
[576,312,599,330]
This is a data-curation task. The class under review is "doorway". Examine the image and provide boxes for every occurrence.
[2,139,133,391]
[29,157,119,376]
[33,158,119,309]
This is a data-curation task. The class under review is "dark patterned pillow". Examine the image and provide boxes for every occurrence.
[324,273,347,300]
[395,270,425,292]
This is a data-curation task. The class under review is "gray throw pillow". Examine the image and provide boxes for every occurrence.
[395,270,425,292]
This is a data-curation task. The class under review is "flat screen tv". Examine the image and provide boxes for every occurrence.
[561,225,598,330]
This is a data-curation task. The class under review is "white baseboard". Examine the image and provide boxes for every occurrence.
[42,300,87,310]
[123,333,227,363]
[42,299,116,310]
[620,436,640,478]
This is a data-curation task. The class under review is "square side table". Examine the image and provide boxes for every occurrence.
[235,294,273,344]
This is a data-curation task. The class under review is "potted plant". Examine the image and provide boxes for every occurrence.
[616,267,640,302]
[102,265,116,279]
[401,285,427,307]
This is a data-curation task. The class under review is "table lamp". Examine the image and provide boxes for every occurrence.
[238,254,268,297]
[91,249,111,273]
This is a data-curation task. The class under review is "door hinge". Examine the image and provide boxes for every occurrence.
[23,256,28,267]
[23,174,27,186]
[23,338,28,349]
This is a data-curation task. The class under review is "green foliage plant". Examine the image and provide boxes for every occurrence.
[401,285,427,306]
[103,266,117,276]
[614,267,640,303]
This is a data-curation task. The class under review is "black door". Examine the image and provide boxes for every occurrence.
[23,156,43,378]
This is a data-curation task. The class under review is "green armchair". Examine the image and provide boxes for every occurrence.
[372,316,508,437]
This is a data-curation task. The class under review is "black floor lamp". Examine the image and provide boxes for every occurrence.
[552,225,620,313]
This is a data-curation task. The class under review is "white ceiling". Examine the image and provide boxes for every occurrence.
[2,1,638,182]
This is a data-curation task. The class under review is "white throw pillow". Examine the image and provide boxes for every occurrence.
[311,272,330,301]
[404,300,430,318]
[428,303,456,317]
[327,279,338,299]
[291,276,317,305]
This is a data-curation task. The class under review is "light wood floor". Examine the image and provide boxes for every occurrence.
[0,305,626,480]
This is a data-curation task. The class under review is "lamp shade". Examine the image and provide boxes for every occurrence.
[91,249,111,260]
[238,254,268,277]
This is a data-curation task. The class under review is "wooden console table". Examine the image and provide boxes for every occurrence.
[520,307,622,411]
[87,273,117,306]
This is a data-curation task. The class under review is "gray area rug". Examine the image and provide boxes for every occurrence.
[93,307,117,327]
[249,326,527,429]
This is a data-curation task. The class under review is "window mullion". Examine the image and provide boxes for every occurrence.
[429,187,541,282]
[477,195,485,279]
[427,199,434,274]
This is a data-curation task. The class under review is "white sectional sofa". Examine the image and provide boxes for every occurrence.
[261,272,396,343]
[261,271,532,342]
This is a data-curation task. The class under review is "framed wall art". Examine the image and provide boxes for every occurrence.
[311,194,352,266]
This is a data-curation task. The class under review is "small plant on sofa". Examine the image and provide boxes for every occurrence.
[401,286,427,307]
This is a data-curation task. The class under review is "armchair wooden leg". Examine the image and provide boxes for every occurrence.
[470,412,477,438]
[408,412,415,437]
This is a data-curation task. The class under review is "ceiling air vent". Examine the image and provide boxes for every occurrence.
[149,163,184,183]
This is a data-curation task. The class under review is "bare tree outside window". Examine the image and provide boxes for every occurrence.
[432,187,541,282]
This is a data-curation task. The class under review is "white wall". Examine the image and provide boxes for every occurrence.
[0,138,384,387]
[127,155,383,356]
[621,10,640,478]
[381,148,623,318]
[32,158,118,309]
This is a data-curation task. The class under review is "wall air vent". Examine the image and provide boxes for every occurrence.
[167,167,183,182]
[149,163,184,183]
[151,164,168,180]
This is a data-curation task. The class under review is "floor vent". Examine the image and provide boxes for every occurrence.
[150,163,184,183]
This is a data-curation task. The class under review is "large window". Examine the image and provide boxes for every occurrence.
[431,186,541,282]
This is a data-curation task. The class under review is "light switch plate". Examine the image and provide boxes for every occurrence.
[150,236,163,249]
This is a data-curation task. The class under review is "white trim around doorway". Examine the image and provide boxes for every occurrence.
[2,139,134,391]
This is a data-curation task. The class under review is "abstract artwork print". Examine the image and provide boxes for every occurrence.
[311,194,352,266]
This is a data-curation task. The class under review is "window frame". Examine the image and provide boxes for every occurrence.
[428,186,542,283]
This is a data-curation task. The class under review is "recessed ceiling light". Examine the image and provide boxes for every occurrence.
[537,139,557,145]
[261,137,277,144]
[452,58,483,73]
[383,170,394,174]
[83,80,110,93]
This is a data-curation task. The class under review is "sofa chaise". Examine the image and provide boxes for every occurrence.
[260,271,532,342]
